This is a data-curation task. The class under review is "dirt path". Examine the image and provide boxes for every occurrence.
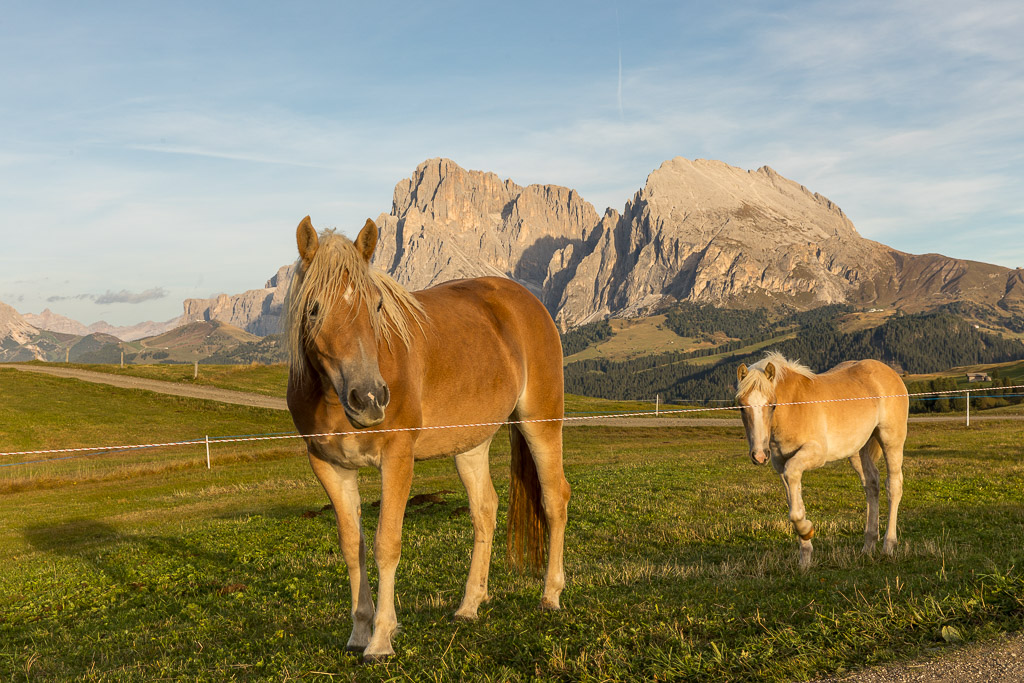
[6,364,1023,429]
[811,632,1024,683]
[4,364,288,411]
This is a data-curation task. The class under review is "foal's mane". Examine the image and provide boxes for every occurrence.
[736,351,815,399]
[285,229,426,380]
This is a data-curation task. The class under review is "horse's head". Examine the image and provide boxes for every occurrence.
[736,361,776,465]
[290,216,390,429]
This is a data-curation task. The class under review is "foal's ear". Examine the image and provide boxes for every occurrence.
[764,362,776,381]
[737,364,748,382]
[296,216,319,267]
[355,219,378,261]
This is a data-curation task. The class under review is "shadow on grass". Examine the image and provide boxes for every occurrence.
[22,518,240,591]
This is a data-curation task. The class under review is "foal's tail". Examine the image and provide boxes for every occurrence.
[507,424,547,574]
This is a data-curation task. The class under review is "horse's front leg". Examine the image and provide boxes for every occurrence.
[308,453,374,652]
[453,439,497,620]
[363,449,414,662]
[779,446,824,569]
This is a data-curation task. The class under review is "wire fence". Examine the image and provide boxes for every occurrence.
[2,384,1022,474]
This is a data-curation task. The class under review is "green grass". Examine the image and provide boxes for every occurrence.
[0,368,297,491]
[2,372,1024,680]
[563,315,693,364]
[23,361,291,397]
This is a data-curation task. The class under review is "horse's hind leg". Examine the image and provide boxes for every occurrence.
[852,438,882,554]
[878,425,906,555]
[453,438,498,620]
[518,421,571,609]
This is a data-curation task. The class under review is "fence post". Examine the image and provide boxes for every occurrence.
[965,391,970,427]
[194,361,199,379]
[656,394,660,417]
[205,435,211,469]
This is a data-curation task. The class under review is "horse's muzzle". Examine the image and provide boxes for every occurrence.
[343,381,390,429]
[750,450,769,465]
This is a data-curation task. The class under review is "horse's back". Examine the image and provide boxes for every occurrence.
[415,276,560,353]
[412,276,563,420]
[821,359,909,428]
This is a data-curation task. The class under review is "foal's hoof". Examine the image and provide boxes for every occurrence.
[539,597,561,611]
[453,609,479,622]
[344,644,366,654]
[362,652,393,664]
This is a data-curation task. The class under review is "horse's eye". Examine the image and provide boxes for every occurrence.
[309,302,321,320]
[376,298,384,312]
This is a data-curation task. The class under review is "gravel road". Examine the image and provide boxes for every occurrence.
[5,362,1023,680]
[5,363,288,411]
[811,633,1024,683]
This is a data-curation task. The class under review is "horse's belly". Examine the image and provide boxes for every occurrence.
[412,425,501,460]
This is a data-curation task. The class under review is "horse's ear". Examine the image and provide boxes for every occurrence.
[737,364,747,382]
[355,218,378,261]
[296,216,318,267]
[764,362,776,381]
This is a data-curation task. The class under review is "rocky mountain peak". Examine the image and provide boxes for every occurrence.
[372,158,599,296]
[0,300,38,345]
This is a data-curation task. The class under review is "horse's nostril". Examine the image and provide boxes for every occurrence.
[380,384,390,407]
[348,388,363,410]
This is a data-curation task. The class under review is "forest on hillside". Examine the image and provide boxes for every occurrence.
[563,308,1024,405]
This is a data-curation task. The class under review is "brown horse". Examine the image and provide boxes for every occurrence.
[285,216,571,661]
[735,353,908,568]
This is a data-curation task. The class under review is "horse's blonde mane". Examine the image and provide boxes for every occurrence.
[285,229,426,380]
[736,351,815,400]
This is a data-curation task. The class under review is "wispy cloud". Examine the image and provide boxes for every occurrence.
[47,288,167,305]
[95,288,167,305]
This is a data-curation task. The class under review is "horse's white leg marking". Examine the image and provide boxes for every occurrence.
[308,454,374,652]
[519,422,570,610]
[853,440,882,554]
[781,445,824,569]
[453,438,498,620]
[363,454,414,661]
[878,427,906,555]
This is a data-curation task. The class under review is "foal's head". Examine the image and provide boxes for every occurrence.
[735,360,777,465]
[286,216,422,428]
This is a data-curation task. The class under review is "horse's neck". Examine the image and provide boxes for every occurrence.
[772,372,805,404]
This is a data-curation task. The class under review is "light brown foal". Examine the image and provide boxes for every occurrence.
[737,352,908,568]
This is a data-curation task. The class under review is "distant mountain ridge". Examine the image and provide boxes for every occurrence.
[372,158,1023,329]
[5,156,1022,356]
[21,309,182,341]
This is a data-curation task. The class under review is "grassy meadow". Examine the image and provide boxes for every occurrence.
[2,368,1024,681]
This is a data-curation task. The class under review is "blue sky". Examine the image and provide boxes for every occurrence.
[1,1,1022,326]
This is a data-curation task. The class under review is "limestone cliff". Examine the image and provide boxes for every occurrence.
[182,264,295,336]
[375,158,1021,329]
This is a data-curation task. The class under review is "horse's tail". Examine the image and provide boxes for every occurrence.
[507,424,547,574]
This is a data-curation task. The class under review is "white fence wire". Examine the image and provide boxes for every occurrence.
[2,383,1021,469]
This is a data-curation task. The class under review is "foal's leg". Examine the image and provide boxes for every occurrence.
[454,438,498,620]
[878,426,906,555]
[363,449,414,661]
[851,439,882,554]
[308,453,375,652]
[518,421,571,610]
[780,446,825,569]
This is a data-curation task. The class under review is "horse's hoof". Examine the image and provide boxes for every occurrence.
[362,652,393,664]
[344,644,366,654]
[453,609,479,622]
[539,598,561,611]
